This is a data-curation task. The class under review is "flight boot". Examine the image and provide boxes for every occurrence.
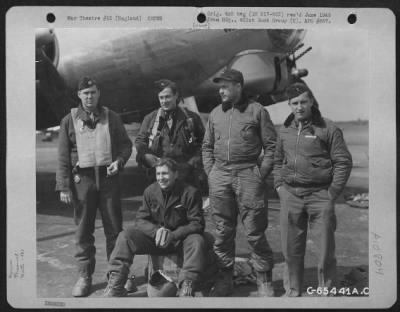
[255,270,275,297]
[103,272,128,297]
[209,268,234,297]
[124,275,138,293]
[72,276,92,297]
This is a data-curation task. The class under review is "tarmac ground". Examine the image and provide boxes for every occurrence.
[36,121,369,298]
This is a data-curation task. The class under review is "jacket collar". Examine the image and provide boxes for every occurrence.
[172,107,189,122]
[170,107,190,140]
[152,180,184,223]
[222,94,249,113]
[283,106,325,128]
[153,180,183,207]
[158,107,188,127]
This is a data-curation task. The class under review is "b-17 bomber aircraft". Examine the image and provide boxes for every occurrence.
[35,28,311,129]
[35,28,370,299]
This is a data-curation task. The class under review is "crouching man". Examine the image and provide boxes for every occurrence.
[104,158,208,297]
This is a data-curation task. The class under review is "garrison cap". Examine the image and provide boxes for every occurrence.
[155,79,178,94]
[78,77,98,91]
[213,69,244,85]
[285,82,313,99]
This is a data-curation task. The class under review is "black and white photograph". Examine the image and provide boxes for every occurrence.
[6,6,396,309]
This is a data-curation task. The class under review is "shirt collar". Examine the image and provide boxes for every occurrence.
[154,180,183,203]
[77,105,102,119]
[160,108,177,120]
[76,105,104,128]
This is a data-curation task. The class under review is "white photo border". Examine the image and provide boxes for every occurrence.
[6,6,396,309]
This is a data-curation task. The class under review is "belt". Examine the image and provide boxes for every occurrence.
[214,163,256,173]
[78,166,108,175]
[77,166,108,190]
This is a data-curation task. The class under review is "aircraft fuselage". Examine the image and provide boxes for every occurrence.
[36,29,305,128]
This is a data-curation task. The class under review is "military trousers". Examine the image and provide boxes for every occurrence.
[108,227,210,282]
[278,185,337,296]
[208,165,274,272]
[72,167,123,278]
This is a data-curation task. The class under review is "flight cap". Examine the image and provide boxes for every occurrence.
[213,69,244,85]
[155,79,178,94]
[78,76,98,91]
[285,82,313,99]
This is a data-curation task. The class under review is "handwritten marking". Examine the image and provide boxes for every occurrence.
[8,249,25,279]
[371,232,384,275]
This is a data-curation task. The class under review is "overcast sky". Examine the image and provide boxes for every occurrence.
[268,29,369,122]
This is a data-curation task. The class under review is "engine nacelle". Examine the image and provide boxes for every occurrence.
[36,28,59,67]
[36,29,71,129]
[228,50,290,97]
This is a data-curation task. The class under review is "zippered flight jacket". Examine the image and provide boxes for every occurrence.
[202,96,277,175]
[273,108,353,199]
